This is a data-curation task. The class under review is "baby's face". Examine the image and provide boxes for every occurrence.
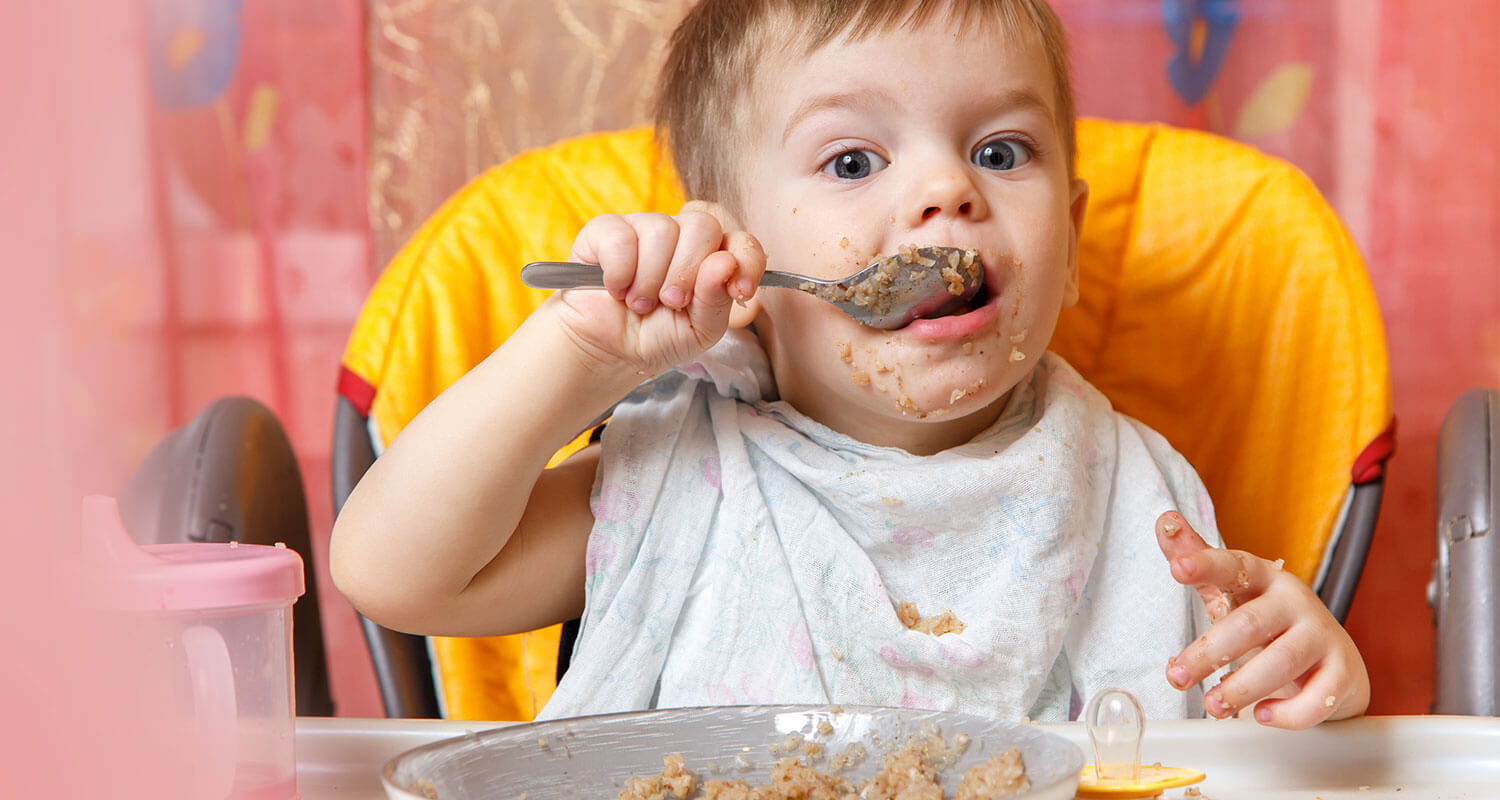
[734,18,1087,454]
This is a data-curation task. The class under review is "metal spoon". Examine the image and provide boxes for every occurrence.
[520,245,984,330]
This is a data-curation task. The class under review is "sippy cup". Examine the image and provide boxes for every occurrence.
[83,495,304,800]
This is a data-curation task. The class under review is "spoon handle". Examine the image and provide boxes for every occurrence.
[520,261,604,289]
[521,261,810,291]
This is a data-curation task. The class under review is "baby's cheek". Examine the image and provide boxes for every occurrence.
[807,237,870,280]
[836,339,903,404]
[837,339,891,394]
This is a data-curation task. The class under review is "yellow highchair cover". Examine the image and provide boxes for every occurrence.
[340,120,1391,721]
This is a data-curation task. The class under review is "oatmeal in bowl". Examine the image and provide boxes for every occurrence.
[382,706,1084,800]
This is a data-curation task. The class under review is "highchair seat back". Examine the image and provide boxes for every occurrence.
[336,119,1392,720]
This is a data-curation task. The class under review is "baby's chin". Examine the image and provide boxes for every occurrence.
[890,382,1007,422]
[842,365,1014,422]
[818,385,1014,455]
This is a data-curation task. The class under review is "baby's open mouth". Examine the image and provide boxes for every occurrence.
[909,277,991,324]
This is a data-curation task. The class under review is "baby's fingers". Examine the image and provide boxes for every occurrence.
[1251,662,1358,730]
[622,213,683,313]
[572,214,639,301]
[1167,595,1292,692]
[1170,544,1278,605]
[656,210,727,310]
[1198,619,1319,719]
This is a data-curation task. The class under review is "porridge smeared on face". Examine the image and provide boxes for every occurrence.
[618,729,1028,800]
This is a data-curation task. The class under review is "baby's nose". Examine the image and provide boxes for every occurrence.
[910,170,988,223]
[922,199,973,220]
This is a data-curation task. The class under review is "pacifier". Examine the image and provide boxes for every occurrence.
[1076,688,1205,798]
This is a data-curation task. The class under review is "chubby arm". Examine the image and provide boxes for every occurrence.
[329,317,633,637]
[330,207,764,638]
[1156,511,1371,729]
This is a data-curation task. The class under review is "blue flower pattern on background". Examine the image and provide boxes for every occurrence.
[1162,0,1240,106]
[148,0,244,110]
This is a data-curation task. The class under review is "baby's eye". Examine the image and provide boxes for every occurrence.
[822,149,889,180]
[972,139,1031,171]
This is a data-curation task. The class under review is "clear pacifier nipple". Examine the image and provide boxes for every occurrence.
[1087,688,1145,783]
[1076,688,1206,798]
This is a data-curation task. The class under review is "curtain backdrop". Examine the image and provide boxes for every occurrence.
[7,0,1496,719]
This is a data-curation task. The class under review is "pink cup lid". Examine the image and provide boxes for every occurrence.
[82,495,305,612]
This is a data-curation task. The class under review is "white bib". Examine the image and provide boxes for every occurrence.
[540,331,1217,721]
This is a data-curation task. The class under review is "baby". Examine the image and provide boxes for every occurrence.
[332,0,1368,729]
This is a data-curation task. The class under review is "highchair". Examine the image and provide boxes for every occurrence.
[333,119,1401,721]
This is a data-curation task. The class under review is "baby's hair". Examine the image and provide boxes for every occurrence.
[654,0,1076,213]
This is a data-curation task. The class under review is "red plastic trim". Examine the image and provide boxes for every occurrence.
[337,365,376,418]
[1351,418,1398,484]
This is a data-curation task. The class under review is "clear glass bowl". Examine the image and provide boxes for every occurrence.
[383,705,1084,800]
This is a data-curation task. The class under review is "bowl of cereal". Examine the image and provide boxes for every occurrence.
[383,705,1084,800]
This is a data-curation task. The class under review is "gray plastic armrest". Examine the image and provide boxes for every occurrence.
[1317,479,1384,624]
[1432,387,1499,716]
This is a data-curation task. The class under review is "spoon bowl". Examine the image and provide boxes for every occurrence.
[520,245,984,330]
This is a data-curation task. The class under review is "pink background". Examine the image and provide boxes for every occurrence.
[3,3,1496,766]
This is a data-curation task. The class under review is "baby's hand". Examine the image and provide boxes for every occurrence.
[1156,511,1370,729]
[550,204,765,376]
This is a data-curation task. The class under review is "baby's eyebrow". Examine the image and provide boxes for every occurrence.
[988,87,1053,120]
[779,86,1055,146]
[996,88,1056,118]
[780,89,897,145]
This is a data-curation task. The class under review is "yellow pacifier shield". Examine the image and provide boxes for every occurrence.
[1076,764,1206,798]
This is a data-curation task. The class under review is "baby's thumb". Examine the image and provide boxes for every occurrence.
[1156,510,1211,562]
[1156,511,1229,616]
[724,230,767,302]
[686,250,741,345]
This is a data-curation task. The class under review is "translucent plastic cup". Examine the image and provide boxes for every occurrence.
[83,495,304,800]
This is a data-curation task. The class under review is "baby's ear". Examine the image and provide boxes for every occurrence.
[1063,179,1089,307]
